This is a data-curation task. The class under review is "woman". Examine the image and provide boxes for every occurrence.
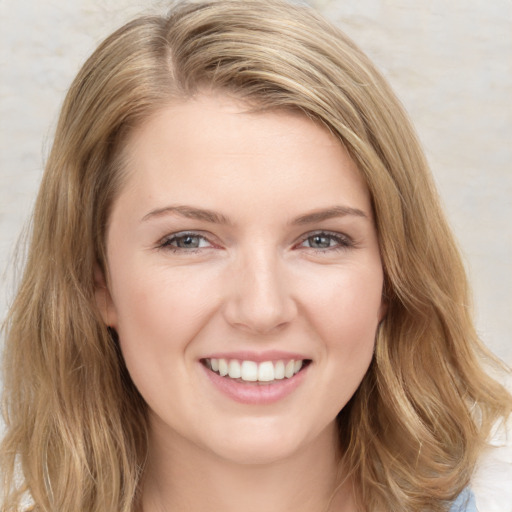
[1,1,510,511]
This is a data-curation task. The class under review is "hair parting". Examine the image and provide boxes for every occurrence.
[2,1,510,511]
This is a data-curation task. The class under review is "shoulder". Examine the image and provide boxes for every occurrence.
[449,488,477,512]
[472,414,512,511]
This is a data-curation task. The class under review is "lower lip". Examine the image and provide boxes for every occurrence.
[200,363,310,405]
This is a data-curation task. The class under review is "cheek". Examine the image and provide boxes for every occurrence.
[298,261,384,337]
[300,264,382,386]
[109,263,218,366]
[108,264,224,416]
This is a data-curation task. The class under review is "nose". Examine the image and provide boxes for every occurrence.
[223,248,297,335]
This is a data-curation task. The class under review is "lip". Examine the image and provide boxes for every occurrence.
[200,350,310,363]
[200,357,311,405]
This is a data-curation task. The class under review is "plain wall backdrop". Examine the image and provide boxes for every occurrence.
[1,0,511,368]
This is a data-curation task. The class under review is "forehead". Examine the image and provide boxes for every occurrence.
[126,94,340,160]
[114,93,371,222]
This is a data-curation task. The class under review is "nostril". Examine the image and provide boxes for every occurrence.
[222,269,297,334]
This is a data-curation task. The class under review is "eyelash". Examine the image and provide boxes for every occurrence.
[297,231,354,252]
[157,230,354,254]
[158,232,213,253]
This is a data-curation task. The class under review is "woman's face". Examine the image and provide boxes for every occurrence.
[100,94,385,464]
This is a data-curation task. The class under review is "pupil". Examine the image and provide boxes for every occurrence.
[311,235,330,248]
[179,235,199,248]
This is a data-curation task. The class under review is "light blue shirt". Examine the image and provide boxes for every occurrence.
[449,488,477,512]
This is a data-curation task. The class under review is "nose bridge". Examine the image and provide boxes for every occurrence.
[224,244,296,334]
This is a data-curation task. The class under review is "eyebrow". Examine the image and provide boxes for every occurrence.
[141,205,231,224]
[141,204,367,225]
[291,206,368,225]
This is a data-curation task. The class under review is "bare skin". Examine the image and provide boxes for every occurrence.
[142,417,357,512]
[98,93,382,512]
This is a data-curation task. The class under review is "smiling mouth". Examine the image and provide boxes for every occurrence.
[201,358,312,384]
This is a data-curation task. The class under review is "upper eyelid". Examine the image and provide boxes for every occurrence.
[162,230,212,240]
[158,231,214,247]
[297,230,353,243]
[157,229,353,248]
[165,231,207,238]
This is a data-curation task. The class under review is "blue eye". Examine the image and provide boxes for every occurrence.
[300,232,352,251]
[160,232,212,251]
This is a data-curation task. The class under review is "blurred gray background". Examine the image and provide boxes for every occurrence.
[1,0,511,366]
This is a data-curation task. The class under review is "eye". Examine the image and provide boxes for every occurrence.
[299,231,353,251]
[159,232,213,251]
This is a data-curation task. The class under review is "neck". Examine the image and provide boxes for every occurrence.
[141,418,356,512]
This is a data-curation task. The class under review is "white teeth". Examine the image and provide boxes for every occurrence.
[206,358,306,382]
[241,360,258,381]
[258,361,275,382]
[274,360,285,380]
[284,360,295,378]
[218,359,228,377]
[228,360,241,379]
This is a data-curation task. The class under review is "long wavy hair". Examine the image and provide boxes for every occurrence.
[2,1,511,511]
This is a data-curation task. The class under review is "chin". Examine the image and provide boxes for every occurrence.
[211,438,303,466]
[200,418,328,466]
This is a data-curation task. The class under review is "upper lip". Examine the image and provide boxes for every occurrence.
[200,350,311,362]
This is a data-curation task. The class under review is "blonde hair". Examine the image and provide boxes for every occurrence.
[2,1,511,511]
